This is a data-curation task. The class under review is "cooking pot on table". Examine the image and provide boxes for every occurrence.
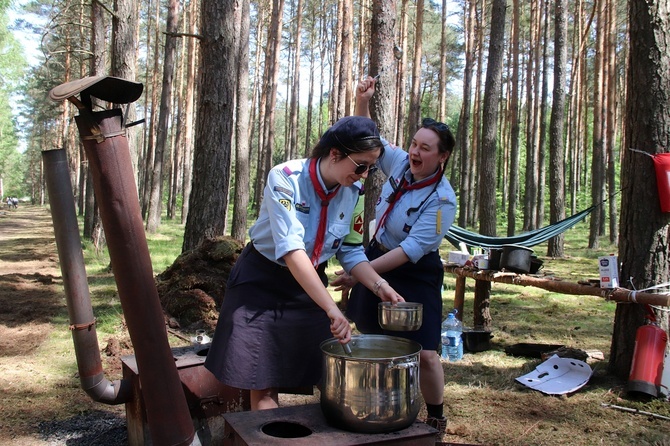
[488,248,503,270]
[320,335,421,433]
[500,244,534,273]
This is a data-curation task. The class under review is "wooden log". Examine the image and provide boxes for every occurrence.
[443,264,670,307]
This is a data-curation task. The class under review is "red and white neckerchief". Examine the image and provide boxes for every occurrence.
[373,168,443,240]
[309,158,340,267]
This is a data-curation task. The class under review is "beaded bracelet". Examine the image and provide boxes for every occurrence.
[373,278,388,296]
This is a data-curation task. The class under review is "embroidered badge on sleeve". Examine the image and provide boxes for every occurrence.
[278,198,292,211]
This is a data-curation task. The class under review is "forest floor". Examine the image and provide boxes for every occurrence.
[0,205,669,445]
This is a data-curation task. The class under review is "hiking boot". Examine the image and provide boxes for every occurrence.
[425,415,447,433]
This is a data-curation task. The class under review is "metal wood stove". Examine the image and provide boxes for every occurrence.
[222,403,437,446]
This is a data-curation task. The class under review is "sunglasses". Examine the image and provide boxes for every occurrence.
[346,155,377,175]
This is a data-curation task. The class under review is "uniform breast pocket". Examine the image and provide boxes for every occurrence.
[294,208,312,229]
[327,221,350,251]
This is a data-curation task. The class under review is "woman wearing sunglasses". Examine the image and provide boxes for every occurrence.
[205,115,405,411]
[332,77,457,433]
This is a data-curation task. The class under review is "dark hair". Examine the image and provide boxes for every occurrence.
[311,116,383,158]
[421,118,456,155]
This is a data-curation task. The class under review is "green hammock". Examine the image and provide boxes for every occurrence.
[444,205,597,250]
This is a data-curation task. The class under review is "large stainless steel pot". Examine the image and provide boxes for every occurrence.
[319,335,421,433]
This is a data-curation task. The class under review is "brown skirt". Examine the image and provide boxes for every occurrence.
[204,243,331,390]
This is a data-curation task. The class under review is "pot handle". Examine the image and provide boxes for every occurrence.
[386,361,418,371]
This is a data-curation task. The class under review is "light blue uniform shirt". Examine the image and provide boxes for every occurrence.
[374,138,457,263]
[249,158,368,272]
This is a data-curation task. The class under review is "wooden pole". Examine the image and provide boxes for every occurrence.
[473,279,492,328]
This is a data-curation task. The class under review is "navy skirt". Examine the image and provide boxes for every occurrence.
[204,243,331,390]
[346,241,444,351]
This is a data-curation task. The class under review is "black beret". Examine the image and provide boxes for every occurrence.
[320,116,381,153]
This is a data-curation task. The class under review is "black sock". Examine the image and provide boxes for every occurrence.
[426,403,443,419]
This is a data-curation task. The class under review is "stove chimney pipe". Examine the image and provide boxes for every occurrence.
[43,148,132,405]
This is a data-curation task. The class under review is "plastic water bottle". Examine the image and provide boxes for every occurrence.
[441,311,463,361]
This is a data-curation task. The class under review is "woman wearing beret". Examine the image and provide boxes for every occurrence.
[205,115,405,411]
[332,77,457,432]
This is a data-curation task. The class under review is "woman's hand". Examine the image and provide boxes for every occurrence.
[356,76,377,102]
[326,306,352,343]
[376,282,405,305]
[330,269,358,293]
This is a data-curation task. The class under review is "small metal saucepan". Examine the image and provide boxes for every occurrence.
[378,302,423,331]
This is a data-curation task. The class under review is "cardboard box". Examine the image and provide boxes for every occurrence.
[448,251,470,266]
[598,255,619,288]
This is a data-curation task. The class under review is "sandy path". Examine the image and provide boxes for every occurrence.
[0,205,126,445]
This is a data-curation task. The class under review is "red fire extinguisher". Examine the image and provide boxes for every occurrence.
[630,149,670,212]
[652,153,670,212]
[627,305,668,397]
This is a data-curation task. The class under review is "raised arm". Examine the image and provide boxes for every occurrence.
[355,76,377,118]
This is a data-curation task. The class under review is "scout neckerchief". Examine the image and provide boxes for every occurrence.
[373,167,443,240]
[309,158,341,267]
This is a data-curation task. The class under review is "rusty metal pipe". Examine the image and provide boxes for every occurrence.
[43,148,133,405]
[74,109,195,446]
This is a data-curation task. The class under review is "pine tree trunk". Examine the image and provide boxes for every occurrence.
[331,0,343,119]
[406,0,424,146]
[181,0,198,225]
[523,1,540,232]
[141,0,160,219]
[304,4,317,157]
[338,0,353,118]
[366,0,396,244]
[111,0,139,179]
[606,0,619,244]
[457,0,475,228]
[287,0,303,161]
[182,0,237,252]
[84,0,106,243]
[478,0,506,236]
[257,0,284,210]
[610,0,670,380]
[589,0,606,249]
[394,0,409,146]
[438,0,448,122]
[146,0,180,233]
[548,0,567,258]
[536,3,549,228]
[506,0,520,237]
[469,0,485,228]
[231,0,251,242]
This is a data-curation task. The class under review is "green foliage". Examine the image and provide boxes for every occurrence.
[0,4,26,197]
[0,8,27,88]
